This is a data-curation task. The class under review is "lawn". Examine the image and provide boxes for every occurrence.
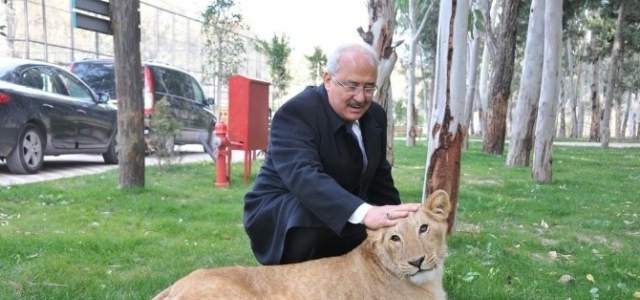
[1,141,639,299]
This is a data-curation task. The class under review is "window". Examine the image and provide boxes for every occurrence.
[55,70,94,102]
[20,67,61,94]
[71,62,117,99]
[188,76,206,104]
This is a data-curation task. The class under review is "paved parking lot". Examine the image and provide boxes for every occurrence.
[0,146,252,187]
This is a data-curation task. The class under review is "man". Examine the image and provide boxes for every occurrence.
[243,42,418,265]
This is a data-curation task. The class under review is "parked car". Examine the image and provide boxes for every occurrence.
[0,58,118,174]
[70,59,217,152]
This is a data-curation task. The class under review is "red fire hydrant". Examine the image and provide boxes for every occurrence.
[214,121,230,187]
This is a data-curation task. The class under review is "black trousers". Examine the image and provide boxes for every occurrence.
[280,224,367,264]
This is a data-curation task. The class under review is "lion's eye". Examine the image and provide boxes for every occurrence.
[390,235,401,242]
[419,224,429,233]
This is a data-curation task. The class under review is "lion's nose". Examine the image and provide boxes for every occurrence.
[408,256,425,268]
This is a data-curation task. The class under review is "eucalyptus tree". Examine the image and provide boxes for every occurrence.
[477,0,500,135]
[601,2,626,148]
[482,0,523,155]
[581,11,614,142]
[254,34,292,110]
[601,0,640,144]
[202,0,247,114]
[506,0,544,167]
[532,0,562,183]
[423,0,469,233]
[463,5,484,149]
[304,46,327,86]
[403,5,439,133]
[397,0,435,146]
[358,0,403,164]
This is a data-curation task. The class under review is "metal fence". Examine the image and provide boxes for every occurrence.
[1,0,268,107]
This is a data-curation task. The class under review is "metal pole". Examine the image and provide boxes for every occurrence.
[41,0,48,61]
[70,0,75,61]
[23,0,29,58]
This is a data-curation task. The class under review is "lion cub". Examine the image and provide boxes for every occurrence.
[151,190,451,300]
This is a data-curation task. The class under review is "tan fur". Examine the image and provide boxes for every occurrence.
[151,190,451,300]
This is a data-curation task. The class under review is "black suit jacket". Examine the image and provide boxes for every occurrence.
[243,85,401,264]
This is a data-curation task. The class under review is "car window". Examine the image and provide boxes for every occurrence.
[71,61,117,99]
[148,66,167,94]
[160,68,188,99]
[188,75,206,104]
[158,68,195,99]
[55,70,95,102]
[20,67,64,94]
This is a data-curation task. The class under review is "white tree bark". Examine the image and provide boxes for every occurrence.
[566,37,579,138]
[477,0,500,134]
[463,8,482,149]
[406,0,433,146]
[423,0,468,234]
[506,0,544,167]
[576,43,590,138]
[532,0,562,183]
[360,0,402,164]
[622,91,632,139]
[602,3,625,148]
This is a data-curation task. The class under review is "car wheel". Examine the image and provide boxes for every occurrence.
[6,124,45,174]
[102,134,118,164]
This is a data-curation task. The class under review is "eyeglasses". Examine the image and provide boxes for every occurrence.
[332,77,378,96]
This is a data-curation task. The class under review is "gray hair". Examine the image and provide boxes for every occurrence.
[326,42,379,75]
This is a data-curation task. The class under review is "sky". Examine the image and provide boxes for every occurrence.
[184,0,381,96]
[236,0,372,55]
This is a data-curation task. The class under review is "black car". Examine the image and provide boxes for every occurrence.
[70,59,217,151]
[0,58,117,174]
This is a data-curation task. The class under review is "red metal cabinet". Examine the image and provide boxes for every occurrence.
[227,75,270,184]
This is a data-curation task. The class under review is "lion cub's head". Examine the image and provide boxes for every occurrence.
[366,190,451,285]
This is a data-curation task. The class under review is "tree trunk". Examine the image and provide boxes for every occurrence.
[112,0,145,188]
[589,59,601,142]
[634,91,640,139]
[463,12,482,149]
[507,0,544,167]
[482,0,522,155]
[621,91,632,139]
[477,0,500,135]
[406,0,433,147]
[532,0,562,183]
[420,46,432,129]
[557,77,566,138]
[575,43,589,138]
[424,0,468,234]
[601,3,625,148]
[566,38,579,138]
[362,0,400,165]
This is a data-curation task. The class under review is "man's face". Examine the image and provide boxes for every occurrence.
[323,50,378,122]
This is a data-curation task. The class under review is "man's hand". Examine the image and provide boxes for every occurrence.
[361,203,421,229]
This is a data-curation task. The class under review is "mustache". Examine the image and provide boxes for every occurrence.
[347,100,366,108]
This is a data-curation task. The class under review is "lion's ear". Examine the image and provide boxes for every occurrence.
[423,190,451,217]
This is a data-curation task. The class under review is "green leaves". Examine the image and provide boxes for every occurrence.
[304,46,327,86]
[201,0,247,86]
[254,34,292,105]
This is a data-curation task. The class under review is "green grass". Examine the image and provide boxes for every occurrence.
[1,142,639,299]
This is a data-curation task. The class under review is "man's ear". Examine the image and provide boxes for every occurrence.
[322,72,332,87]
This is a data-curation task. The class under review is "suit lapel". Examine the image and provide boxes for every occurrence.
[359,112,382,177]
